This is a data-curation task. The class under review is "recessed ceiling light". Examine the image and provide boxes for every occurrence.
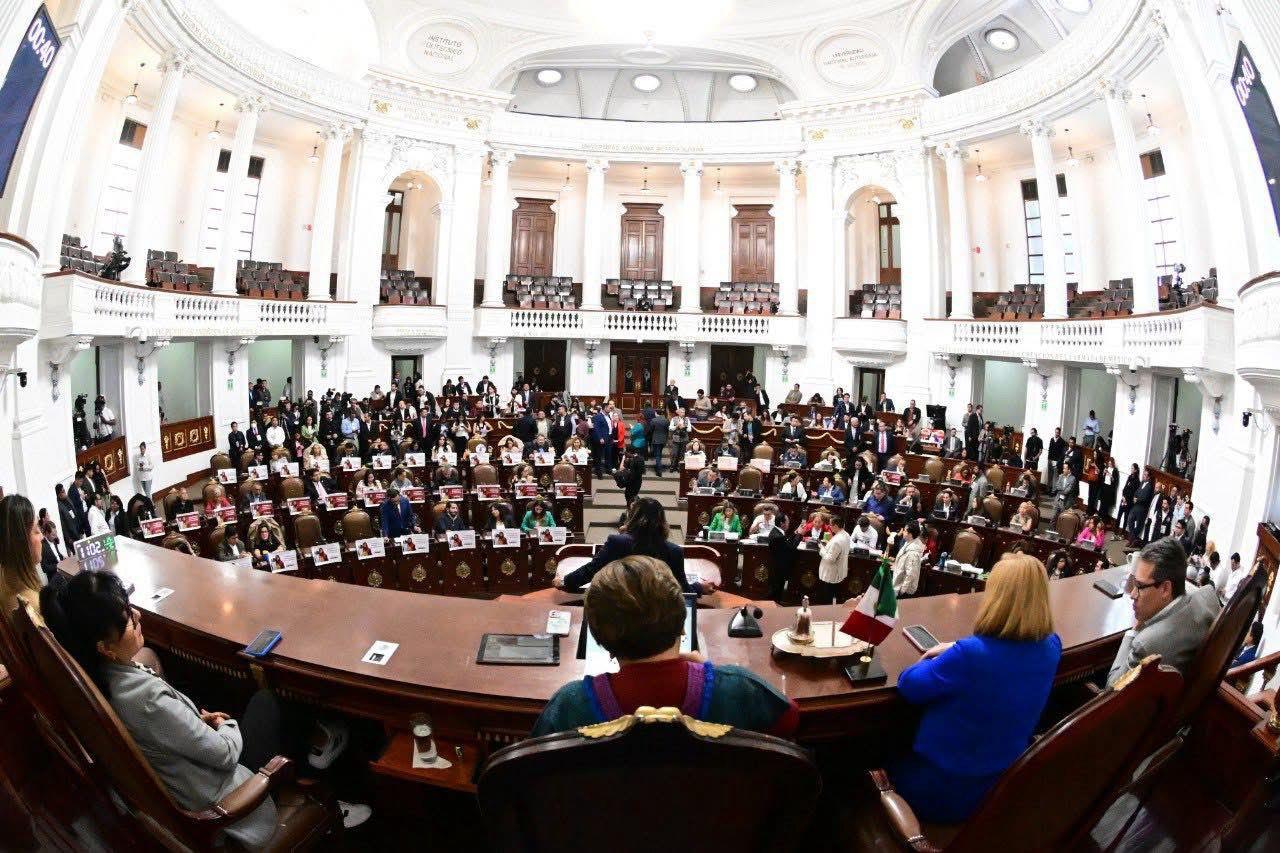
[1056,0,1092,12]
[984,28,1019,52]
[728,73,757,93]
[535,68,563,86]
[632,73,661,93]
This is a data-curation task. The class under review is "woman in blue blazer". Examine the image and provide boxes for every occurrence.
[890,553,1062,823]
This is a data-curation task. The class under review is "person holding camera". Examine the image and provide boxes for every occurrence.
[93,395,117,443]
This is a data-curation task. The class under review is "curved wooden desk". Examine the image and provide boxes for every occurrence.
[68,539,1134,790]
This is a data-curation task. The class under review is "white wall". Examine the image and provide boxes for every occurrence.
[247,340,295,402]
[981,359,1028,427]
[157,342,199,422]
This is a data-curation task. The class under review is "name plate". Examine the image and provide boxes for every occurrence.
[446,529,477,551]
[175,512,201,532]
[403,487,426,504]
[355,537,385,560]
[311,543,341,566]
[268,551,298,574]
[325,493,348,510]
[286,497,312,515]
[140,518,165,539]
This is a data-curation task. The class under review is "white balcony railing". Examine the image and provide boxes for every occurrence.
[831,317,910,365]
[40,272,359,340]
[0,232,43,342]
[924,304,1236,374]
[474,307,808,346]
[370,302,449,340]
[1237,272,1280,405]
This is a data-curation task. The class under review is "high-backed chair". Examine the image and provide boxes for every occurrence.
[981,495,1005,525]
[1055,508,1084,542]
[161,490,184,520]
[293,513,323,550]
[210,452,232,472]
[280,476,305,500]
[478,707,821,853]
[752,444,774,462]
[551,462,576,484]
[336,439,358,461]
[737,466,764,494]
[208,524,227,554]
[985,465,1006,492]
[923,457,945,482]
[467,435,486,453]
[950,529,984,565]
[853,657,1182,852]
[239,449,256,470]
[13,607,338,851]
[340,509,373,542]
[161,532,195,555]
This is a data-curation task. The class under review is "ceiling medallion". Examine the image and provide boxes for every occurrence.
[620,46,674,66]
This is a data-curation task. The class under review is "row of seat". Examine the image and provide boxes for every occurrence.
[380,269,433,305]
[608,279,674,310]
[144,249,206,291]
[58,233,104,276]
[236,259,308,300]
[509,275,577,310]
[850,282,903,320]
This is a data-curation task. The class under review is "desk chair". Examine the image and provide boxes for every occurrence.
[478,707,820,853]
[852,657,1182,852]
[14,606,338,852]
[950,529,983,565]
[981,495,1005,525]
[984,465,1006,492]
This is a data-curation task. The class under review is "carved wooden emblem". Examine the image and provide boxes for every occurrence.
[754,565,768,582]
[411,565,427,583]
[500,559,516,576]
[367,570,383,588]
[544,558,557,577]
[456,562,472,579]
[800,571,816,588]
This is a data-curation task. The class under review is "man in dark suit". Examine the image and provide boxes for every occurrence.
[901,400,921,430]
[781,416,805,447]
[649,413,669,476]
[876,392,895,413]
[1063,437,1084,479]
[943,427,965,459]
[514,383,534,411]
[304,467,339,506]
[40,520,65,581]
[1047,427,1066,477]
[739,413,762,460]
[245,420,265,453]
[753,383,770,415]
[873,421,893,470]
[856,398,875,422]
[412,411,434,445]
[1127,469,1155,542]
[318,410,340,455]
[434,501,467,533]
[68,471,90,537]
[380,488,419,538]
[663,383,681,413]
[1023,427,1043,471]
[228,421,247,459]
[963,404,981,461]
[843,417,866,469]
[513,410,536,446]
[591,407,612,475]
[833,393,851,422]
[549,406,574,456]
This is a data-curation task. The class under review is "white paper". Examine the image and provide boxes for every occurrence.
[248,465,268,481]
[491,529,520,548]
[355,537,386,560]
[404,452,426,467]
[146,587,174,604]
[216,468,237,484]
[268,551,298,573]
[311,543,342,566]
[397,533,431,554]
[361,640,399,666]
[447,529,477,551]
[372,454,394,470]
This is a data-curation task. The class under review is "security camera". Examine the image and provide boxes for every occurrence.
[1244,411,1253,428]
[16,370,26,388]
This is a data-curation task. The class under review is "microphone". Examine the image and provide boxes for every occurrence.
[728,604,764,638]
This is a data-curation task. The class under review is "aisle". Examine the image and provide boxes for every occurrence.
[584,464,684,544]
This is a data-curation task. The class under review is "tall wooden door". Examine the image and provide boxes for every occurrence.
[522,341,566,392]
[510,198,555,278]
[611,343,667,412]
[730,205,774,282]
[619,203,664,280]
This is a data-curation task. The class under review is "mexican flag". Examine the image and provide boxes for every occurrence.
[841,555,898,645]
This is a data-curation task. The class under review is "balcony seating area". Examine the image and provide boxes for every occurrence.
[604,278,673,311]
[236,259,308,300]
[507,275,578,310]
[710,281,781,315]
[850,282,902,319]
[144,250,208,292]
[380,269,432,305]
[58,234,103,276]
[989,283,1049,320]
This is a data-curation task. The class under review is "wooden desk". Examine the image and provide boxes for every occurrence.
[63,539,1134,791]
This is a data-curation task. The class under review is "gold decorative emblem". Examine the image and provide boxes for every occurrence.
[465,117,480,130]
[367,571,383,588]
[500,559,516,576]
[373,100,390,113]
[411,565,427,583]
[754,565,768,582]
[800,571,816,588]
[559,508,573,523]
[698,511,709,527]
[575,475,584,487]
[456,562,472,579]
[899,117,916,131]
[577,707,732,740]
[325,574,337,582]
[544,558,558,577]
[809,128,827,141]
[540,474,551,488]
[188,427,199,444]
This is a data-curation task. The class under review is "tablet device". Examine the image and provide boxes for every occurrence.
[1093,579,1123,599]
[476,633,560,666]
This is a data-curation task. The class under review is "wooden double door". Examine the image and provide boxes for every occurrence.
[620,203,664,280]
[510,198,555,278]
[611,343,666,412]
[731,204,774,282]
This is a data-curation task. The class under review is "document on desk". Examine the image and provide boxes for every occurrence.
[361,641,399,666]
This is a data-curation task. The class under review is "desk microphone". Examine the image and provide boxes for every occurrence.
[729,605,764,638]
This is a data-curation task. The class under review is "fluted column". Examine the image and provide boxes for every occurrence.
[678,159,703,312]
[1098,79,1159,313]
[938,142,974,319]
[306,123,351,301]
[122,50,188,284]
[1020,120,1068,319]
[774,158,798,315]
[580,158,608,310]
[801,154,835,385]
[481,149,516,307]
[212,95,266,295]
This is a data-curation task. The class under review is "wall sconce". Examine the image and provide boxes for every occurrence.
[226,337,254,377]
[1021,358,1051,410]
[132,334,171,385]
[316,335,340,379]
[772,344,792,382]
[48,335,93,402]
[1106,363,1142,415]
[934,353,962,398]
[583,340,600,375]
[680,341,696,377]
[487,337,507,376]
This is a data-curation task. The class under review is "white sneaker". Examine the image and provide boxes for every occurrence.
[338,800,372,829]
[307,719,349,770]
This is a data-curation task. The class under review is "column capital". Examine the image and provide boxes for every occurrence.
[454,147,488,172]
[585,157,610,173]
[773,158,798,176]
[679,159,703,178]
[1096,77,1132,102]
[1147,4,1170,43]
[489,149,517,169]
[158,49,192,75]
[233,94,269,115]
[320,122,354,142]
[1019,119,1055,139]
[798,153,834,171]
[936,141,968,162]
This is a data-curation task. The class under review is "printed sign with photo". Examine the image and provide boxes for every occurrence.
[325,493,348,510]
[250,501,275,519]
[404,452,426,467]
[216,506,238,523]
[533,450,555,466]
[340,456,361,471]
[717,455,738,471]
[437,451,457,466]
[248,464,268,481]
[280,461,300,477]
[397,533,431,553]
[883,471,903,486]
[175,512,201,532]
[471,451,490,465]
[501,451,522,466]
[564,450,589,465]
[311,543,342,566]
[269,551,299,574]
[446,529,477,551]
[515,482,539,498]
[403,486,426,504]
[139,518,165,539]
[683,453,706,471]
[230,555,254,572]
[439,485,464,501]
[286,497,312,515]
[749,457,772,473]
[354,537,386,560]
[491,528,520,548]
[553,482,579,499]
[216,468,237,485]
[372,454,394,470]
[364,489,387,506]
[925,429,945,446]
[476,484,501,500]
[537,527,568,546]
[312,457,330,472]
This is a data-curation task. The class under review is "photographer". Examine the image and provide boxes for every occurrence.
[93,395,117,443]
[72,395,92,451]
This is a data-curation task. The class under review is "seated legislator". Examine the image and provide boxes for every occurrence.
[1107,537,1221,686]
[815,475,845,504]
[1075,515,1106,549]
[812,448,843,472]
[558,498,714,595]
[695,467,727,493]
[217,527,246,562]
[380,487,419,538]
[1009,501,1038,535]
[520,500,555,533]
[434,501,467,533]
[779,445,807,468]
[304,467,338,506]
[777,471,808,502]
[796,511,832,544]
[532,555,796,737]
[850,515,879,551]
[885,554,1061,823]
[862,482,895,522]
[480,502,516,533]
[250,523,285,569]
[748,506,783,539]
[932,489,961,521]
[708,504,743,535]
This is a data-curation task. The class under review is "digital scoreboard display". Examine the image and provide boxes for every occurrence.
[74,531,118,573]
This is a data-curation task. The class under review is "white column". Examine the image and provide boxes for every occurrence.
[481,149,516,307]
[580,158,608,310]
[1098,79,1159,313]
[1020,120,1068,319]
[801,154,835,385]
[938,142,974,319]
[443,149,486,378]
[432,201,453,307]
[306,123,351,301]
[678,159,703,312]
[212,95,266,295]
[122,50,188,284]
[774,158,798,315]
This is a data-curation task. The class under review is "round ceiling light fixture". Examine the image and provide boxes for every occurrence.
[535,68,563,86]
[1056,0,1092,13]
[632,73,661,93]
[728,73,757,93]
[984,28,1019,52]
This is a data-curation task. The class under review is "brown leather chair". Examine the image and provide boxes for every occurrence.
[161,532,195,555]
[752,444,774,462]
[551,462,576,484]
[1056,509,1084,542]
[293,513,323,550]
[210,451,232,472]
[239,449,256,470]
[985,465,1006,492]
[208,524,227,554]
[270,446,289,462]
[951,529,983,565]
[398,438,415,457]
[923,457,945,482]
[13,607,338,852]
[979,494,1003,524]
[280,476,305,500]
[466,435,486,453]
[478,707,820,853]
[161,490,184,520]
[737,466,764,493]
[336,439,357,460]
[854,657,1182,852]
[473,463,499,486]
[340,509,373,542]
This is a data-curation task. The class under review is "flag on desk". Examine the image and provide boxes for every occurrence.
[841,553,897,645]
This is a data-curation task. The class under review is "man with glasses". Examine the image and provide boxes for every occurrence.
[1106,537,1221,686]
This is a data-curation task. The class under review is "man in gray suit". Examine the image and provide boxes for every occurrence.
[1107,537,1221,686]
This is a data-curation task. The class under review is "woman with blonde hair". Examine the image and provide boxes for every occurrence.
[886,553,1061,823]
[302,442,329,472]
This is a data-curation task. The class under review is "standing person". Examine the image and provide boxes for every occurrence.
[1046,427,1066,478]
[649,411,669,477]
[892,521,925,597]
[591,406,612,476]
[816,515,851,605]
[282,376,294,403]
[1127,467,1154,543]
[616,449,646,525]
[1095,456,1120,519]
[135,442,154,501]
[1081,409,1101,448]
[963,404,980,461]
[668,408,689,473]
[1117,463,1140,537]
[1022,427,1043,471]
[55,484,81,546]
[885,554,1061,823]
